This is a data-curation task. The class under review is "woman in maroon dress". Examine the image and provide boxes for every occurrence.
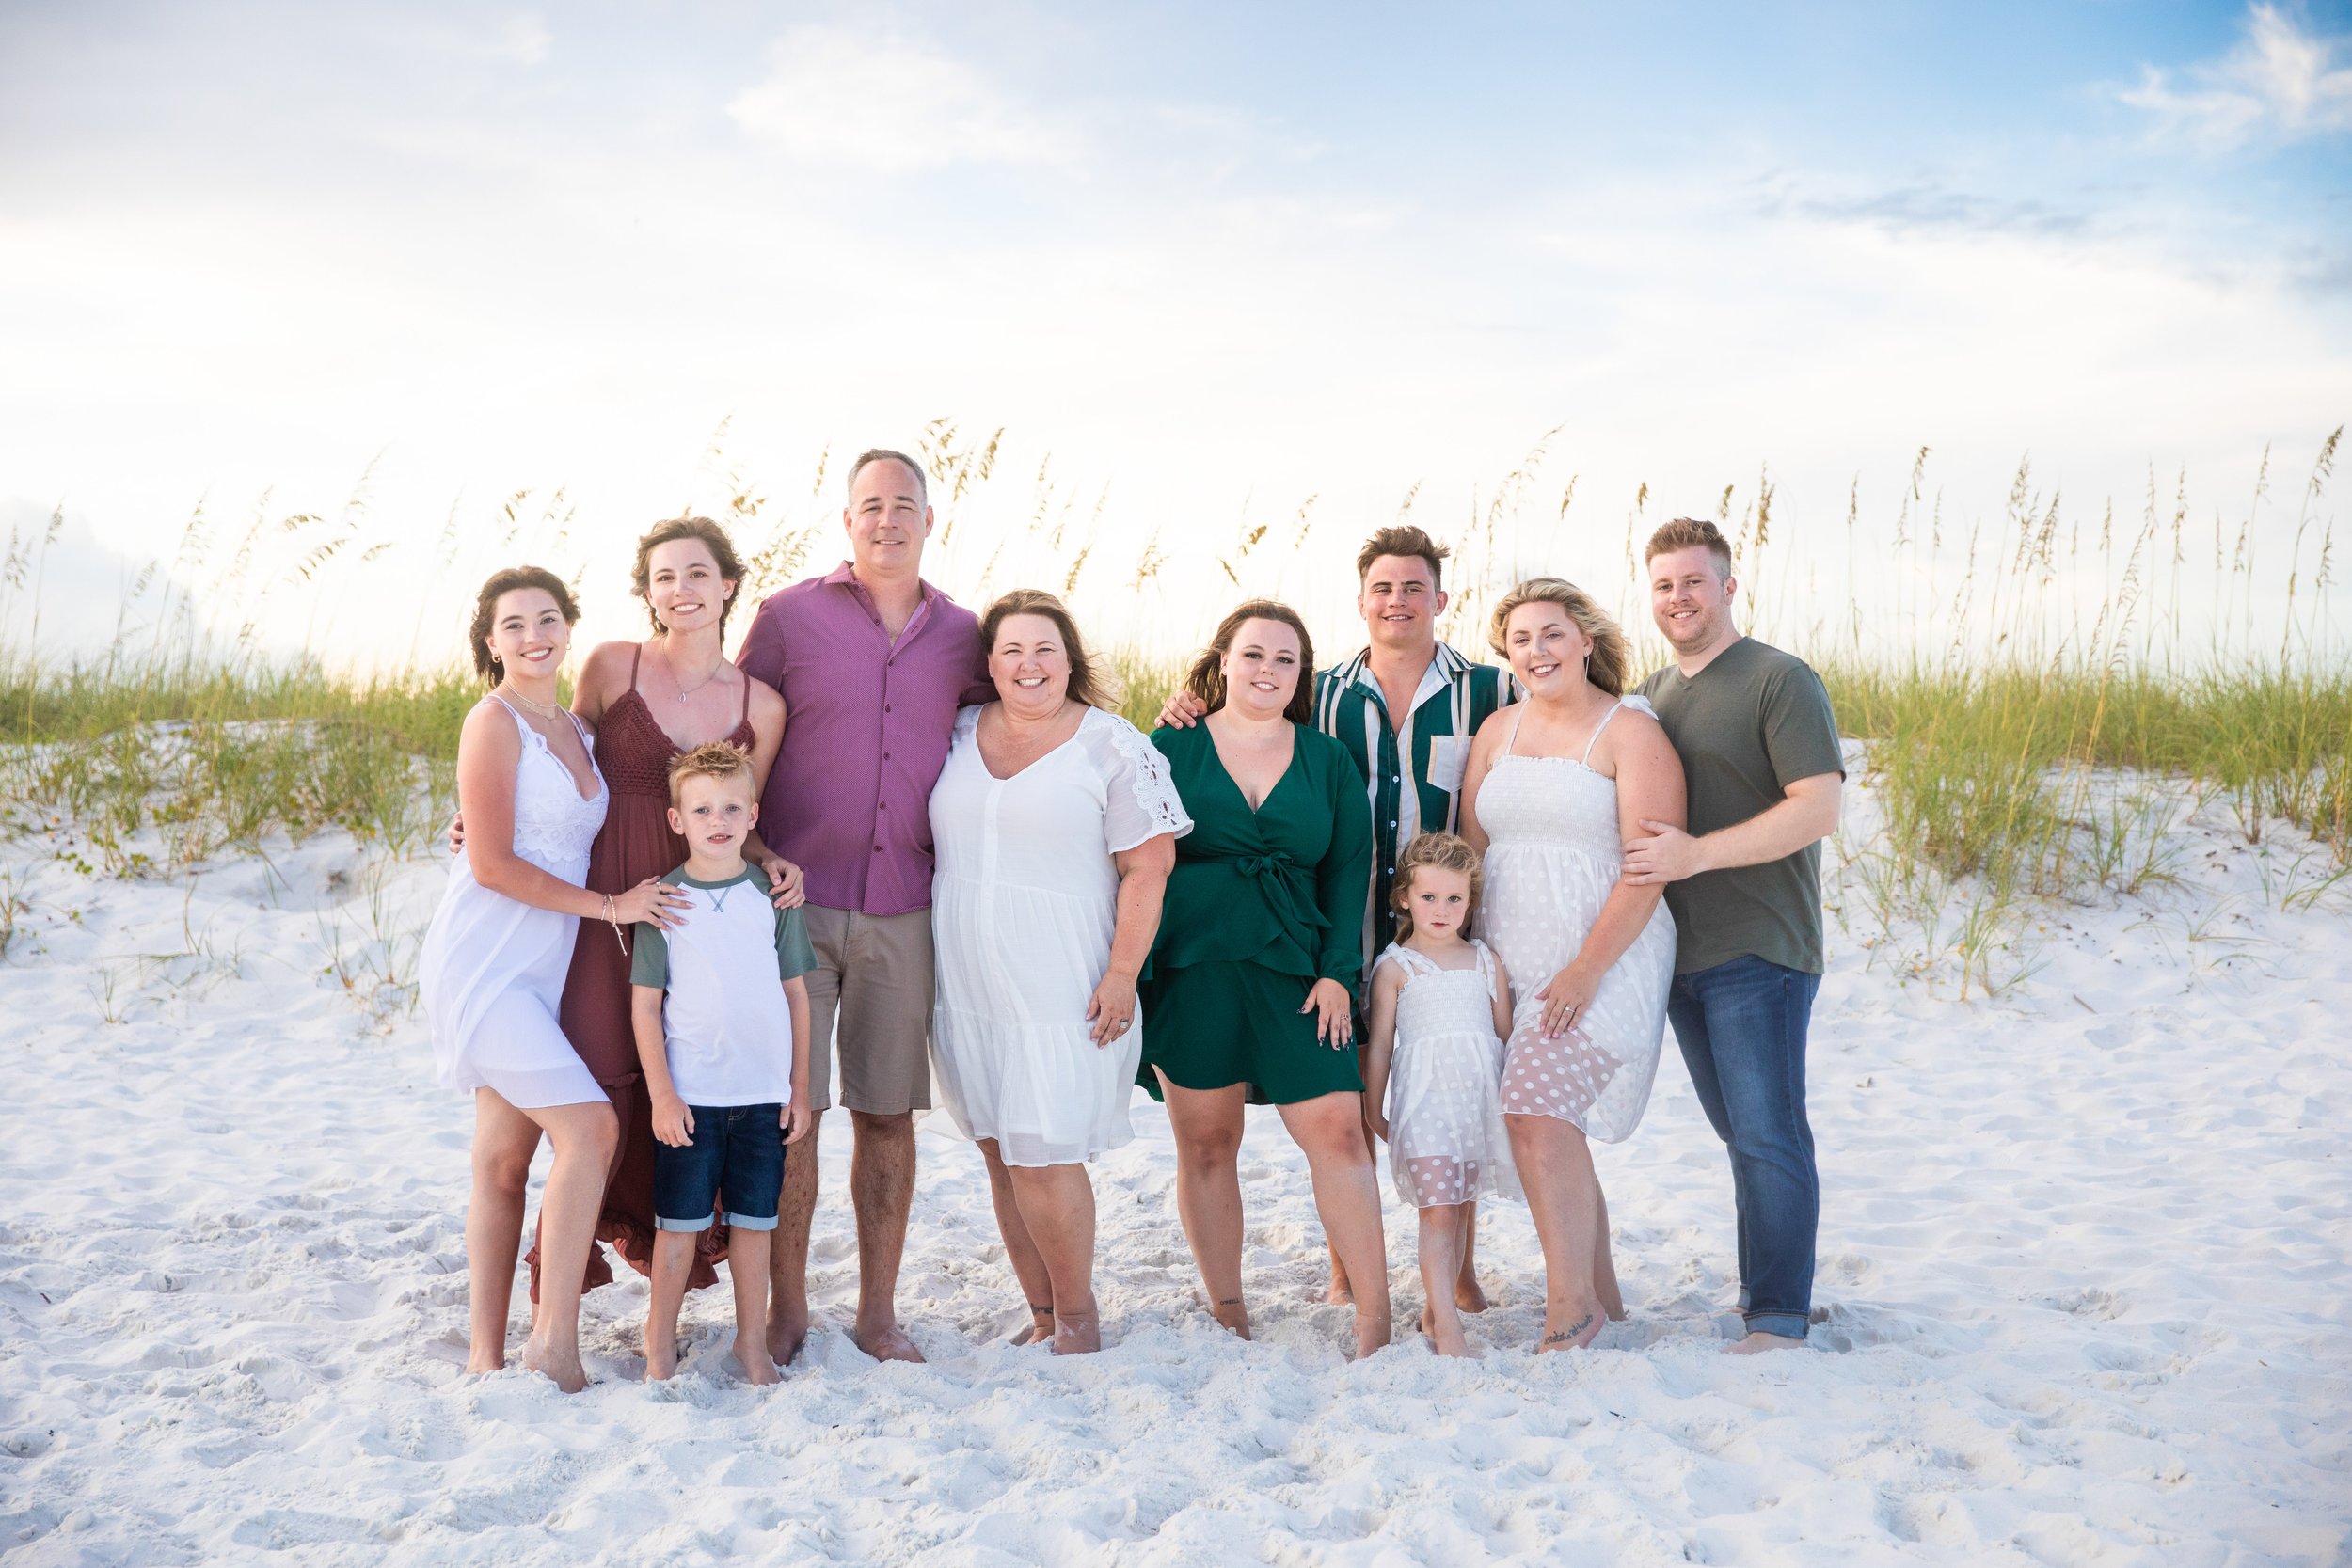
[527,516,793,1302]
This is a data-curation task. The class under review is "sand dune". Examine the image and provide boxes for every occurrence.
[2,770,2347,1565]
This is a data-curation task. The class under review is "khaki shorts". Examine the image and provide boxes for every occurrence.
[800,904,935,1116]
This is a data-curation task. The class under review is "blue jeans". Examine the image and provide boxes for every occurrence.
[1666,955,1820,1340]
[652,1104,786,1232]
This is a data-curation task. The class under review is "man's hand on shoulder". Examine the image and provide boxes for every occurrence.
[1154,689,1208,730]
[1622,820,1708,885]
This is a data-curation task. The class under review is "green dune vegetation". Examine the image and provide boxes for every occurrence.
[4,433,2344,996]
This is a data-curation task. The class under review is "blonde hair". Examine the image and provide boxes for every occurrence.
[1391,832,1483,942]
[1487,578,1629,697]
[666,740,755,805]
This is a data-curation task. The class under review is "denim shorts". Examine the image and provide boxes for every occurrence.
[653,1103,786,1232]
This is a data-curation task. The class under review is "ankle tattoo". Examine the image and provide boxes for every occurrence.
[1542,1312,1596,1346]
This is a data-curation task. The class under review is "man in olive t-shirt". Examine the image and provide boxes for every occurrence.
[1623,518,1844,1354]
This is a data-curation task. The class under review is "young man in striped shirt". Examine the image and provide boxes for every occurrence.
[1160,525,1515,1309]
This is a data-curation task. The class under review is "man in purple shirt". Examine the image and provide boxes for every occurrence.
[736,448,988,1366]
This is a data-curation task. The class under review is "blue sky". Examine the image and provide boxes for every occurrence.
[2,1,2346,660]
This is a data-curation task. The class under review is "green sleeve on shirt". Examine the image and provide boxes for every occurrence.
[629,921,669,990]
[774,904,817,981]
[1760,663,1845,786]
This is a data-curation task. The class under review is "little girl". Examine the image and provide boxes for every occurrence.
[1361,832,1522,1357]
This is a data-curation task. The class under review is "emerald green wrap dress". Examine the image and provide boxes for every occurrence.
[1137,722,1375,1105]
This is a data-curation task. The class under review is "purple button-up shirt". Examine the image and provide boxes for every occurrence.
[737,562,989,916]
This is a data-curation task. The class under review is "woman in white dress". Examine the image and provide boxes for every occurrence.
[929,589,1189,1354]
[421,566,686,1392]
[1460,578,1684,1354]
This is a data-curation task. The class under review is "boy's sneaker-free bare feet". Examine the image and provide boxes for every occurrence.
[1727,1330,1806,1355]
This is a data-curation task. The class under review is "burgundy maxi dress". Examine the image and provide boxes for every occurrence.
[527,647,757,1299]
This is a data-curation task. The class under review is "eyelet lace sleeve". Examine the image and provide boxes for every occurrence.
[1619,694,1660,720]
[1089,710,1193,852]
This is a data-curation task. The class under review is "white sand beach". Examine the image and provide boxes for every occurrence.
[2,763,2347,1566]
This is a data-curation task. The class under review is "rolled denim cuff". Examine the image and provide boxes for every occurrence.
[723,1212,779,1231]
[1743,1310,1809,1341]
[654,1212,715,1233]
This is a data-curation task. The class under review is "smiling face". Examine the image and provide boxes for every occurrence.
[1402,863,1473,941]
[486,587,571,682]
[1648,545,1738,656]
[990,611,1073,712]
[1220,616,1304,719]
[844,455,933,578]
[1359,553,1446,653]
[1502,600,1592,698]
[668,769,757,862]
[644,537,734,637]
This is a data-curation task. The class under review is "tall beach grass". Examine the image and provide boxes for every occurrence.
[3,427,2344,998]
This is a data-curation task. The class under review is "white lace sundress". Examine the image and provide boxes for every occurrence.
[1376,940,1522,1209]
[1476,698,1676,1142]
[420,697,610,1109]
[929,705,1193,1166]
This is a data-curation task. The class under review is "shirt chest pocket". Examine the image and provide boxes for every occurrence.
[1424,735,1470,795]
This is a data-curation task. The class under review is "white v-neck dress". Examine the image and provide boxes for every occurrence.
[421,697,609,1109]
[928,705,1192,1166]
[1476,699,1675,1143]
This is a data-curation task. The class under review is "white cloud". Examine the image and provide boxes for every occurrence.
[726,24,1073,171]
[2121,3,2352,147]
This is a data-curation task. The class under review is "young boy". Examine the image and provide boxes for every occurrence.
[630,741,816,1385]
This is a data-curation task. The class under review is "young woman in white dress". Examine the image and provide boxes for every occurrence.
[420,567,685,1392]
[928,590,1189,1354]
[1460,578,1685,1354]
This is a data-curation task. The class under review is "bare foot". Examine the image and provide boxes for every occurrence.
[1727,1330,1806,1355]
[520,1335,588,1393]
[1454,1275,1489,1314]
[1426,1315,1474,1358]
[1535,1302,1605,1354]
[1009,1303,1055,1347]
[643,1333,677,1383]
[1350,1307,1393,1361]
[851,1320,927,1364]
[766,1301,808,1367]
[734,1337,781,1386]
[1209,1297,1252,1339]
[1051,1308,1102,1355]
[465,1343,505,1375]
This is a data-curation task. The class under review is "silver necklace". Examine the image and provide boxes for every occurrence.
[667,647,726,705]
[499,683,566,720]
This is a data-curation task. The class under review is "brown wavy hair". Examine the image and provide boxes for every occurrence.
[1390,832,1485,943]
[980,588,1114,710]
[1355,524,1450,591]
[1183,599,1317,725]
[469,565,580,685]
[1486,578,1629,697]
[631,516,745,635]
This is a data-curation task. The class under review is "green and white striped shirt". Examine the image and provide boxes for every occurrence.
[1312,642,1516,971]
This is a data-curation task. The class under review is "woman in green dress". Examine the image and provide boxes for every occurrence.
[1140,599,1392,1357]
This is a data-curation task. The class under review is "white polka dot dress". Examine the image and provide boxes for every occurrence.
[1377,941,1521,1209]
[1476,700,1675,1143]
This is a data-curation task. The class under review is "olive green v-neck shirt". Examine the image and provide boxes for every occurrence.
[1634,636,1843,976]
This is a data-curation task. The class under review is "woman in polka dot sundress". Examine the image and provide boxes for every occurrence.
[1462,578,1684,1353]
